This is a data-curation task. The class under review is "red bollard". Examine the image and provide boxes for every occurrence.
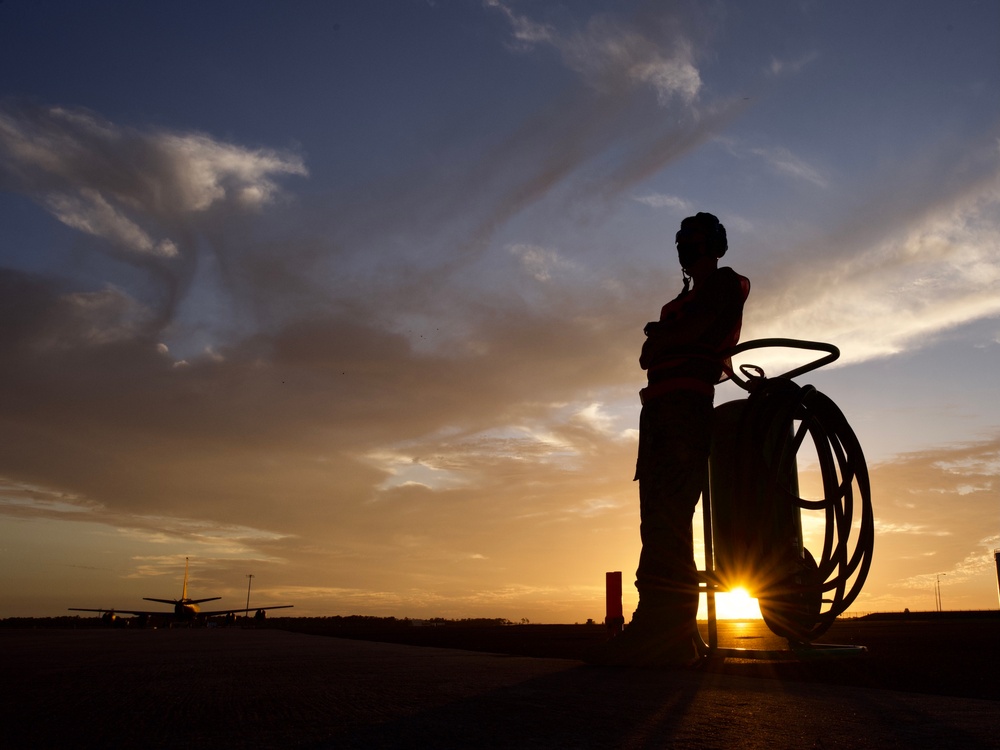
[605,571,624,635]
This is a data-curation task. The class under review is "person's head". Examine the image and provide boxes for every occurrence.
[675,212,727,276]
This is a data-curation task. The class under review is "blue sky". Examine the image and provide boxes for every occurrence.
[1,0,998,621]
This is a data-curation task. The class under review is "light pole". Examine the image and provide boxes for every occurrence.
[245,574,255,619]
[995,549,999,609]
[935,573,946,612]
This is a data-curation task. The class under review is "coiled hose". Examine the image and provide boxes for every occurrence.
[722,340,875,642]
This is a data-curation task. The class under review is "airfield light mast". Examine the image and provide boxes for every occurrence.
[994,549,999,608]
[245,574,255,618]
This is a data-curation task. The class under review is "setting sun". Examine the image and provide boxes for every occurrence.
[710,587,763,620]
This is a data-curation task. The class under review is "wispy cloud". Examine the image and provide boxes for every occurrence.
[875,522,953,537]
[508,242,576,282]
[46,189,180,257]
[559,18,701,104]
[487,2,702,104]
[747,171,1000,365]
[0,103,307,326]
[483,0,552,46]
[0,105,306,214]
[768,50,820,77]
[718,136,829,187]
[749,145,829,188]
[632,193,693,211]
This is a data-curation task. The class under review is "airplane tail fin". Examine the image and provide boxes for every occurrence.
[182,557,189,601]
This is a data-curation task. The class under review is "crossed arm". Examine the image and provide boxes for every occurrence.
[639,273,744,371]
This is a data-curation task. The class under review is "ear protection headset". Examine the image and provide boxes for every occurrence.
[675,212,727,293]
[675,212,728,258]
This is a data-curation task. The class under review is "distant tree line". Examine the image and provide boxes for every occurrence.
[260,615,517,634]
[0,614,521,630]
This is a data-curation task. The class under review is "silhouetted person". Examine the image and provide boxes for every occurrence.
[588,212,750,667]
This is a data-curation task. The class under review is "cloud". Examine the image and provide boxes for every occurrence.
[749,145,829,188]
[0,104,307,216]
[508,242,576,282]
[559,18,701,104]
[0,478,289,562]
[46,188,180,257]
[483,0,552,46]
[632,193,693,211]
[861,437,1000,606]
[718,136,829,188]
[0,102,307,327]
[875,522,952,537]
[0,479,97,515]
[488,2,702,104]
[768,51,820,77]
[744,157,1000,367]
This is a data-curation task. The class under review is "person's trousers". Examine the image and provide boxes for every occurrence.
[634,391,713,626]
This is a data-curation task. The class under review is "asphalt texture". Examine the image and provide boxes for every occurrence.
[3,618,998,749]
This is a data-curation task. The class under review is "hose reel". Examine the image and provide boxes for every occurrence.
[704,339,875,645]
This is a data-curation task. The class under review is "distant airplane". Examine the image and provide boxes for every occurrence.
[69,558,293,626]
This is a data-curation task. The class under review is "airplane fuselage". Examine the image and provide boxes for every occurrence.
[176,602,201,620]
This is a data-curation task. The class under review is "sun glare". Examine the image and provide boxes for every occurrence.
[713,587,762,620]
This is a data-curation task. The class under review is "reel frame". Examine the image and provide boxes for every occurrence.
[697,338,874,659]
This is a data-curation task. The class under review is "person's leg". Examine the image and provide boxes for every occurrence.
[633,393,711,650]
[586,393,711,667]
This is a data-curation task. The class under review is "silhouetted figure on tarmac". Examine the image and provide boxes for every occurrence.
[588,212,750,667]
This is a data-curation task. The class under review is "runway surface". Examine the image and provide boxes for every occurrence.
[3,621,997,749]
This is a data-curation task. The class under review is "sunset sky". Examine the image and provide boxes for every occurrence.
[1,1,998,623]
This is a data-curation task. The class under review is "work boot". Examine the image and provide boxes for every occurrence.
[584,608,700,668]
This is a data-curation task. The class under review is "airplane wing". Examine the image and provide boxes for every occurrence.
[200,605,294,616]
[68,607,167,616]
[69,604,293,617]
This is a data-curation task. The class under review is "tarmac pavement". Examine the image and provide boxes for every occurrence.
[4,627,997,749]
